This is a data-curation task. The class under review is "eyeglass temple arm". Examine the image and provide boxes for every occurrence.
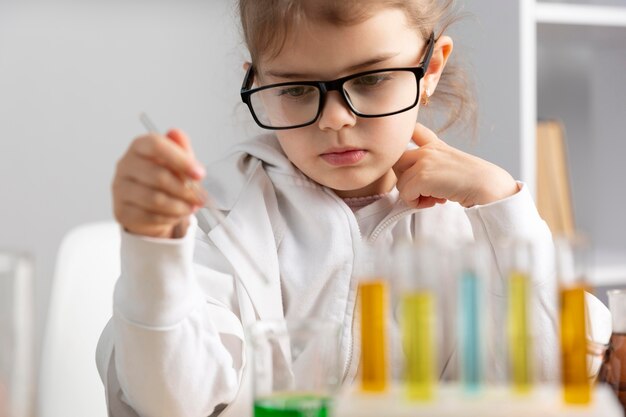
[420,33,436,72]
[241,65,254,93]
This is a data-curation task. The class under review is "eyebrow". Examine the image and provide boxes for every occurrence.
[265,52,401,80]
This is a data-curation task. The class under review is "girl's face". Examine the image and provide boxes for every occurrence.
[258,9,431,198]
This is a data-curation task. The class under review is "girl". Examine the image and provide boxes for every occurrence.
[97,1,608,416]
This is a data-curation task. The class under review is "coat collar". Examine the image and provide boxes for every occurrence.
[205,163,285,322]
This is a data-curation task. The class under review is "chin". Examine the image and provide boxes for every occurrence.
[325,177,378,193]
[305,165,387,195]
[322,177,372,191]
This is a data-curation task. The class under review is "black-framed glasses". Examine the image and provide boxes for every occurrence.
[240,33,436,130]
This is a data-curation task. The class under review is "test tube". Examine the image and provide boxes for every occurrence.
[458,242,488,394]
[506,240,534,394]
[356,243,389,393]
[360,280,388,392]
[556,235,591,404]
[395,241,439,401]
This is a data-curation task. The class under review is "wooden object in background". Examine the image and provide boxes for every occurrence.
[536,120,575,237]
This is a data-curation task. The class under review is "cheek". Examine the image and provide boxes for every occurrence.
[393,105,420,134]
[275,131,312,166]
[363,108,418,153]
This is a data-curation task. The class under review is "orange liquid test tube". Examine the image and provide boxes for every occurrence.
[560,285,590,404]
[556,236,591,405]
[359,280,388,393]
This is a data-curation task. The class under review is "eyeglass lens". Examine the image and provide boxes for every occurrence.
[249,70,419,129]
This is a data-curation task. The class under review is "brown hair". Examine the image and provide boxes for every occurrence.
[239,0,477,135]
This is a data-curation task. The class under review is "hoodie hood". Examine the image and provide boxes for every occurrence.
[202,134,312,211]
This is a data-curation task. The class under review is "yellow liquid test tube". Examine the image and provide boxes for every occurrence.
[359,280,388,392]
[508,270,532,393]
[402,291,436,401]
[560,285,591,404]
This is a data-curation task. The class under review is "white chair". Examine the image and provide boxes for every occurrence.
[38,221,120,417]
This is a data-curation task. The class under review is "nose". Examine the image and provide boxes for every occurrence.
[317,91,357,131]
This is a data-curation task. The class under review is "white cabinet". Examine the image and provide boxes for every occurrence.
[529,1,626,286]
[452,1,626,288]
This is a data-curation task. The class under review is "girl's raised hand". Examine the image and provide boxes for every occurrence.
[393,123,519,209]
[112,129,207,238]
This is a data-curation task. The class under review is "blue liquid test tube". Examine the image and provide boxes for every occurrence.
[460,269,481,392]
[457,242,490,394]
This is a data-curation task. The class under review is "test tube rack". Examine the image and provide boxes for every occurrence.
[334,384,622,417]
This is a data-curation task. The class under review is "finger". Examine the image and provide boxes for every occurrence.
[393,149,420,177]
[166,128,195,158]
[118,179,196,217]
[395,158,428,194]
[395,147,443,198]
[405,196,442,210]
[411,122,440,147]
[120,154,206,206]
[132,134,205,180]
[393,124,440,176]
[397,170,439,204]
[414,196,440,209]
[163,131,208,205]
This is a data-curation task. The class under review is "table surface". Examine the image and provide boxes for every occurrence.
[333,384,624,417]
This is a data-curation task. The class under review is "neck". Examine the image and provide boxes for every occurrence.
[333,169,396,199]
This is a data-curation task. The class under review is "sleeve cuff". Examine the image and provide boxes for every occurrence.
[114,216,201,328]
[464,181,550,242]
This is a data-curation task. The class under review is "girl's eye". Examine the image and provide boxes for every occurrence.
[353,73,393,87]
[277,86,315,98]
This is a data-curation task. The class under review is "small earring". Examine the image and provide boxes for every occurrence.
[421,88,431,106]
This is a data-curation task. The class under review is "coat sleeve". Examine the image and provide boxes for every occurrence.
[96,215,246,417]
[464,182,611,381]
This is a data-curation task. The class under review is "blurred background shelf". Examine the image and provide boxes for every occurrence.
[536,2,626,27]
[454,0,626,294]
[531,1,626,292]
[590,265,626,288]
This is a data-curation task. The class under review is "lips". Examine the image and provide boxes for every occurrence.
[320,148,367,166]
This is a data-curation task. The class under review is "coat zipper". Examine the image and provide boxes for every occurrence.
[343,207,417,382]
[327,188,417,383]
[368,208,416,243]
[323,187,363,383]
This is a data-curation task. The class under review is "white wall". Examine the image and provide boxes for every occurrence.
[0,0,261,374]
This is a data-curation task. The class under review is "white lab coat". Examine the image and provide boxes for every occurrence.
[96,134,610,417]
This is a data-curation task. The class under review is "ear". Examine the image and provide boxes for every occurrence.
[243,61,251,71]
[423,35,453,95]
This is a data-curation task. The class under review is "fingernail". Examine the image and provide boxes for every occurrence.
[198,189,209,204]
[191,164,206,179]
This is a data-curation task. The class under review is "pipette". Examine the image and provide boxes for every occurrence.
[139,113,269,285]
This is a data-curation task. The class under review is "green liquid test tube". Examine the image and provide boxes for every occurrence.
[254,394,330,417]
